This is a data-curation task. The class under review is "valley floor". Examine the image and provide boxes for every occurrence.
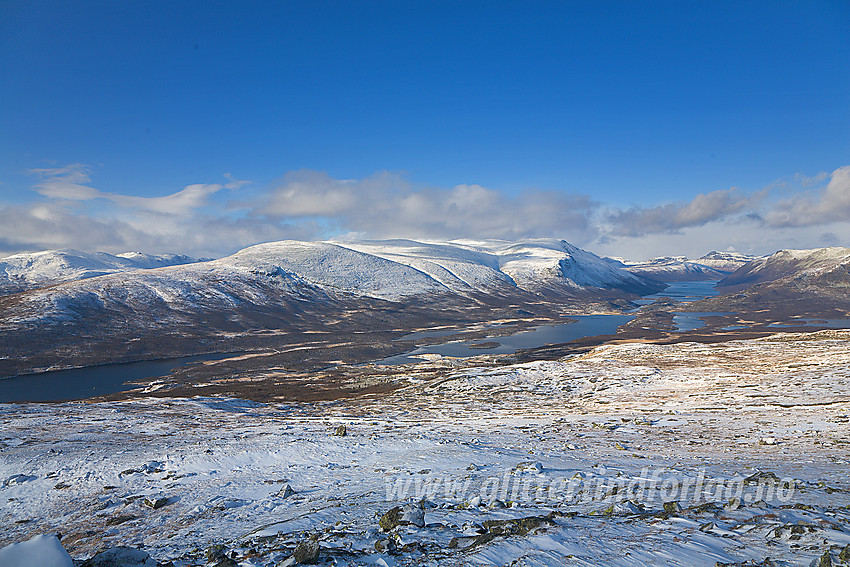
[2,330,850,566]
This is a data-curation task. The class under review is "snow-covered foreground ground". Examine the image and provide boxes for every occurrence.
[2,331,850,566]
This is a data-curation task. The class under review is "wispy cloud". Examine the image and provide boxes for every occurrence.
[30,163,102,201]
[28,165,250,216]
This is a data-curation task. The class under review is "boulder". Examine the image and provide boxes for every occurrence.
[143,497,169,509]
[291,537,319,564]
[81,547,156,567]
[379,503,425,531]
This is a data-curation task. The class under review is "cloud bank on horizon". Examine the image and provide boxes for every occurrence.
[0,164,848,261]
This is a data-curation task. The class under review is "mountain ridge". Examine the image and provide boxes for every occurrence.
[0,238,662,378]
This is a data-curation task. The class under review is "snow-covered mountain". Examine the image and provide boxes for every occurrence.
[328,238,659,297]
[689,247,850,317]
[0,239,661,377]
[613,251,757,282]
[694,251,756,273]
[0,249,200,295]
[717,247,850,290]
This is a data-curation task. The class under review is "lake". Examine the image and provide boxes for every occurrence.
[380,314,635,364]
[633,280,721,305]
[0,353,233,403]
[1,280,726,402]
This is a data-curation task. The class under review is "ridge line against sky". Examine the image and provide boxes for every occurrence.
[1,1,848,259]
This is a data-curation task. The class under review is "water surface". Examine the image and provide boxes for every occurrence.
[381,314,634,364]
[0,353,233,403]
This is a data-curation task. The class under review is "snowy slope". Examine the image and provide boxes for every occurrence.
[219,240,449,300]
[0,249,199,295]
[336,238,660,295]
[2,330,850,566]
[1,238,664,330]
[718,247,850,290]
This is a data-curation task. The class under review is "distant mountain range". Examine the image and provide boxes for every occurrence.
[0,239,663,377]
[608,251,757,282]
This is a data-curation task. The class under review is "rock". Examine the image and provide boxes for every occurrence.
[379,503,425,531]
[54,482,71,490]
[80,546,156,567]
[466,463,480,471]
[212,559,237,567]
[379,507,403,532]
[399,503,425,527]
[332,424,347,437]
[482,514,552,536]
[374,538,397,553]
[451,513,556,551]
[205,544,226,563]
[3,474,37,487]
[0,534,73,567]
[278,484,296,499]
[745,471,780,485]
[513,461,543,473]
[611,500,644,515]
[839,545,850,562]
[143,496,169,509]
[291,536,319,564]
[662,501,682,514]
[817,550,833,567]
[104,514,136,526]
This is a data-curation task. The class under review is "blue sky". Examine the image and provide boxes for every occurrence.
[1,1,848,258]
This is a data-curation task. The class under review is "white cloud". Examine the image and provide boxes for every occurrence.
[765,166,850,227]
[605,187,759,237]
[28,164,245,216]
[30,163,102,201]
[259,170,598,242]
[3,163,848,260]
